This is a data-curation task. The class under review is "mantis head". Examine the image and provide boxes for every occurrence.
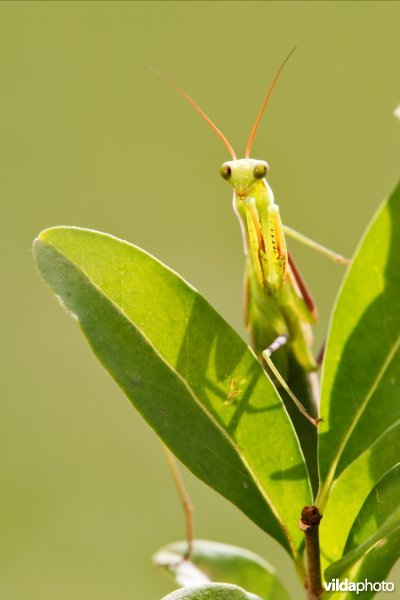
[219,159,269,196]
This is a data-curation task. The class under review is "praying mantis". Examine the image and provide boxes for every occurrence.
[156,48,349,428]
[155,49,349,559]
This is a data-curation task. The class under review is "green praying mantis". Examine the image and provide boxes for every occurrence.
[155,49,349,559]
[156,48,349,429]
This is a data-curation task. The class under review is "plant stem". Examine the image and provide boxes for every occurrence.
[299,505,323,600]
[162,444,194,559]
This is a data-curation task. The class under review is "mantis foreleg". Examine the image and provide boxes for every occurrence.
[244,198,267,288]
[244,197,288,293]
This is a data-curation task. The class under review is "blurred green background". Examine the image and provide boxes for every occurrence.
[1,2,399,598]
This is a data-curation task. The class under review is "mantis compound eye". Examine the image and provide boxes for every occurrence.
[253,162,269,179]
[220,164,232,180]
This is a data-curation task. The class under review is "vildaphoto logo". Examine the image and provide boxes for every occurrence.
[324,579,395,594]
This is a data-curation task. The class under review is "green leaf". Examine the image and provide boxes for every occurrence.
[153,540,290,600]
[161,582,262,600]
[33,226,311,561]
[320,422,400,571]
[318,181,400,506]
[325,464,400,583]
[334,530,400,600]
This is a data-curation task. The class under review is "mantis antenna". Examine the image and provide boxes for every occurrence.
[152,68,237,160]
[244,46,297,158]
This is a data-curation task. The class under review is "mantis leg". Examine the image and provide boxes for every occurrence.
[266,204,288,289]
[262,338,321,427]
[244,198,267,289]
[283,225,350,265]
[259,203,288,291]
[162,444,194,560]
